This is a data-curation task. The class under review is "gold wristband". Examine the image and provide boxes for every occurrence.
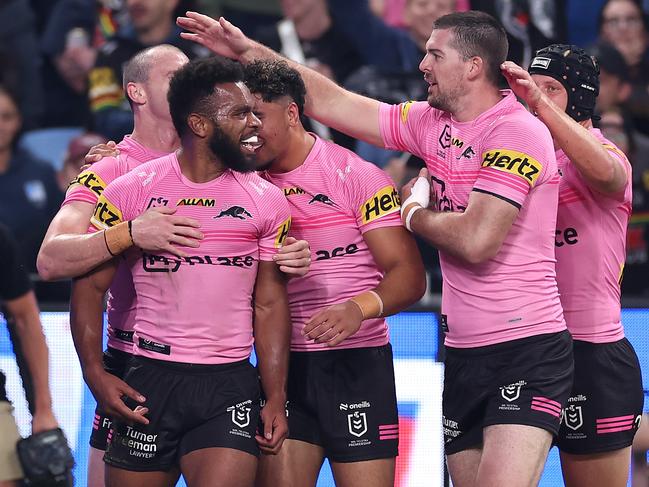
[350,290,384,320]
[104,221,133,256]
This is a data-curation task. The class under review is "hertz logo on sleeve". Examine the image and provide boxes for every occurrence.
[91,193,123,229]
[481,149,543,187]
[400,101,415,123]
[274,217,291,248]
[68,171,107,197]
[176,198,215,206]
[361,186,401,224]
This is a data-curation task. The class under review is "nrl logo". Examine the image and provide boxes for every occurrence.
[347,411,367,438]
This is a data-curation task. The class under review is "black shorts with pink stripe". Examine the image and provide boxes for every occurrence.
[285,344,399,463]
[442,331,574,455]
[557,338,644,454]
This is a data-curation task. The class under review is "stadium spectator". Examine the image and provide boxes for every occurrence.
[0,86,62,273]
[0,0,45,130]
[598,0,649,136]
[88,0,208,141]
[56,132,108,193]
[0,223,59,486]
[197,0,283,39]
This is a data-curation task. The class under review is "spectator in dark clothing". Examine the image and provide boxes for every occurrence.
[0,87,63,273]
[88,0,208,141]
[0,0,45,130]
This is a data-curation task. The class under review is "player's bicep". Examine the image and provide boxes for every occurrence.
[363,225,423,274]
[253,261,288,314]
[464,190,519,256]
[42,201,96,244]
[72,259,118,301]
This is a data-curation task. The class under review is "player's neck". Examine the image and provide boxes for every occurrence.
[451,86,503,123]
[131,116,179,153]
[269,130,315,173]
[177,140,227,183]
[137,20,173,45]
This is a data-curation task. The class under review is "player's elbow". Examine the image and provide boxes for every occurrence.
[36,249,59,281]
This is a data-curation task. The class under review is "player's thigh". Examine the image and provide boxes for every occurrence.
[256,439,325,487]
[87,446,106,487]
[476,424,552,487]
[330,457,395,487]
[180,447,257,487]
[105,465,179,487]
[560,447,632,487]
[446,448,482,487]
[0,402,22,485]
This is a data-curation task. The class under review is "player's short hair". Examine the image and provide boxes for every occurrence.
[167,56,245,137]
[122,44,183,106]
[243,60,306,116]
[432,11,508,86]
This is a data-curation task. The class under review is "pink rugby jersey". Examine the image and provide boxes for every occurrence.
[379,91,566,347]
[555,128,631,343]
[90,153,292,364]
[262,135,402,351]
[65,136,167,353]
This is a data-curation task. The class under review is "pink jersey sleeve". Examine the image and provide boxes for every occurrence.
[347,161,402,233]
[63,156,122,206]
[590,143,632,209]
[473,118,556,208]
[257,187,292,261]
[378,101,436,156]
[89,171,144,231]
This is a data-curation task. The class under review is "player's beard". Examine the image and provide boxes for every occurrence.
[208,124,256,174]
[427,78,465,114]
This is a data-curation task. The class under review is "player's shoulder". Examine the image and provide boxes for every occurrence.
[311,136,384,180]
[394,100,439,124]
[110,154,174,190]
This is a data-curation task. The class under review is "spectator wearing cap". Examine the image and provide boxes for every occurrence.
[56,132,107,193]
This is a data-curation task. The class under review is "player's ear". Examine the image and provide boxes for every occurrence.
[287,102,301,127]
[467,56,483,81]
[126,82,146,105]
[187,113,209,138]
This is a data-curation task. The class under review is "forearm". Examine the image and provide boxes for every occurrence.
[39,231,114,280]
[535,96,627,193]
[410,209,488,264]
[10,295,53,412]
[240,42,382,146]
[254,299,290,403]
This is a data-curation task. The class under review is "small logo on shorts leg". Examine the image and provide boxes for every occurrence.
[564,405,584,431]
[231,406,251,428]
[348,411,368,438]
[500,383,522,402]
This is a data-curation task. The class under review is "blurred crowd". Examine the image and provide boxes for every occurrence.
[1,0,649,303]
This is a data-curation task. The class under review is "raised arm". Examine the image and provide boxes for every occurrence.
[502,61,629,195]
[70,261,148,424]
[252,260,291,454]
[177,12,384,146]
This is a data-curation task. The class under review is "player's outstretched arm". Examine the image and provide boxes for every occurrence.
[70,262,149,425]
[177,12,383,147]
[253,260,291,455]
[38,202,203,281]
[501,61,628,195]
[402,169,519,265]
[5,291,59,433]
[303,226,426,346]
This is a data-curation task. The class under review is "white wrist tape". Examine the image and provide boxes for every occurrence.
[404,204,423,232]
[400,176,430,219]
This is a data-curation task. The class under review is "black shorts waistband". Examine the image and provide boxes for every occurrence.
[105,346,134,361]
[289,343,392,358]
[131,355,251,374]
[445,330,571,358]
